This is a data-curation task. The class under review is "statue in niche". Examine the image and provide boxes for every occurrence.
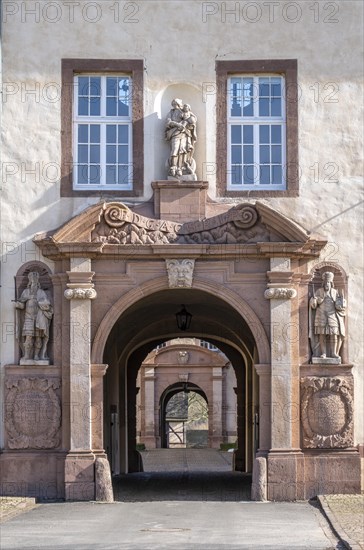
[309,271,346,362]
[165,98,197,180]
[15,271,53,364]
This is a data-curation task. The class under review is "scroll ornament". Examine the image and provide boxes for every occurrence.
[92,203,266,245]
[264,288,297,300]
[64,288,97,300]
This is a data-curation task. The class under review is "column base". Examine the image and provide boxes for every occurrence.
[266,449,361,501]
[65,452,95,501]
[302,449,361,500]
[267,450,305,501]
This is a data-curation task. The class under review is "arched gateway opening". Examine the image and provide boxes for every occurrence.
[98,286,267,482]
[161,382,209,449]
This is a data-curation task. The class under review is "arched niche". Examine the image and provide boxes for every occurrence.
[153,83,206,181]
[309,262,348,363]
[14,261,54,364]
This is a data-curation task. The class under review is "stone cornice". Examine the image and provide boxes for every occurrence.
[36,241,325,261]
[266,271,294,285]
[66,271,95,287]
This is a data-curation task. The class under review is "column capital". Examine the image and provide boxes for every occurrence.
[264,287,297,300]
[91,363,109,377]
[66,270,95,287]
[266,271,294,285]
[254,363,271,376]
[64,288,97,300]
[65,271,96,299]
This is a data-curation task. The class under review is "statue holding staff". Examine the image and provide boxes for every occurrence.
[309,271,346,360]
[15,271,53,363]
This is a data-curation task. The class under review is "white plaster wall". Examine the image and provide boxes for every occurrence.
[1,0,363,446]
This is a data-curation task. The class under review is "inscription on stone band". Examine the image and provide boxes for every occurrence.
[91,203,265,245]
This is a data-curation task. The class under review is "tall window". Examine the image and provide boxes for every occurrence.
[228,75,286,190]
[61,59,143,198]
[74,75,132,189]
[216,60,298,197]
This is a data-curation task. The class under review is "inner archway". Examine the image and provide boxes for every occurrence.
[99,283,268,491]
[161,383,208,449]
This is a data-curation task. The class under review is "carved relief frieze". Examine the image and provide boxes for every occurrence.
[91,203,269,246]
[301,376,353,448]
[166,259,195,288]
[5,377,61,449]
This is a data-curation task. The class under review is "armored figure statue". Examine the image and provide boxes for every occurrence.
[165,98,197,179]
[309,271,346,361]
[15,271,53,363]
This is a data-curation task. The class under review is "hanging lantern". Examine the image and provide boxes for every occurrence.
[175,304,192,331]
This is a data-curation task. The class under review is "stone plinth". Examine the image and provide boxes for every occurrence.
[152,180,208,222]
[19,359,50,366]
[251,456,267,501]
[312,357,341,365]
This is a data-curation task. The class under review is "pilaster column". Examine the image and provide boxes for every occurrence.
[143,367,156,448]
[254,364,271,453]
[264,258,297,451]
[91,364,108,455]
[63,258,97,500]
[211,367,223,448]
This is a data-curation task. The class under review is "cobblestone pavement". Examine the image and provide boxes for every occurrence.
[318,494,364,550]
[0,497,37,523]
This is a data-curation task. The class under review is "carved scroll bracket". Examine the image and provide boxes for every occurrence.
[264,287,297,300]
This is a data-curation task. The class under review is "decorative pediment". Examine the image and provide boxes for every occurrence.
[34,201,326,259]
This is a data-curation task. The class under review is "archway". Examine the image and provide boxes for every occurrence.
[98,285,266,480]
[26,198,348,503]
[160,382,209,449]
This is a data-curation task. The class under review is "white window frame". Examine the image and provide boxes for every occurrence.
[227,74,286,191]
[73,74,133,190]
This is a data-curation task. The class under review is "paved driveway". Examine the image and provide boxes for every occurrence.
[0,500,341,550]
[0,451,343,549]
